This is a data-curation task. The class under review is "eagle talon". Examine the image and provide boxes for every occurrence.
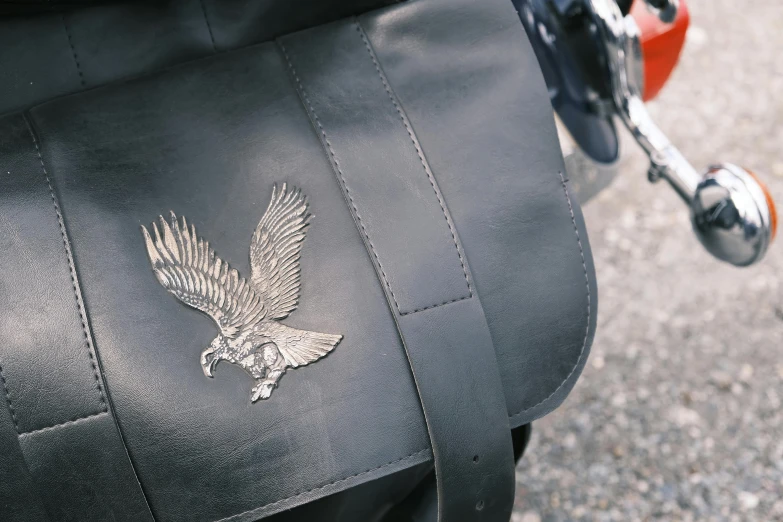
[200,347,218,378]
[251,382,274,402]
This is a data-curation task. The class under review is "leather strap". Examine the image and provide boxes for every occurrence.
[0,114,154,521]
[279,19,515,521]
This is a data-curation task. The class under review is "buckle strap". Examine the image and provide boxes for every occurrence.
[280,20,515,521]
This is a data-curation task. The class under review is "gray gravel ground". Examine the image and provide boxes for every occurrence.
[514,1,783,520]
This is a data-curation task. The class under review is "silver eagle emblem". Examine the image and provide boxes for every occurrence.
[141,184,342,401]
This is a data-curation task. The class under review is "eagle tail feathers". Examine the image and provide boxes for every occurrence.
[271,323,342,368]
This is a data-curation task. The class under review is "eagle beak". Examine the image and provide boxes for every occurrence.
[201,349,218,378]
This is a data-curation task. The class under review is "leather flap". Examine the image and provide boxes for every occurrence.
[0,0,596,519]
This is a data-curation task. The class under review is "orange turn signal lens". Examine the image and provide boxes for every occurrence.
[631,0,691,101]
[746,169,777,241]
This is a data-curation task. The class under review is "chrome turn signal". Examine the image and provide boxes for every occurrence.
[690,165,776,266]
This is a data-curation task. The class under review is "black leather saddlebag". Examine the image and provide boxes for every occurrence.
[0,0,597,520]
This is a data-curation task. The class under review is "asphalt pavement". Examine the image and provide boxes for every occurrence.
[513,1,783,520]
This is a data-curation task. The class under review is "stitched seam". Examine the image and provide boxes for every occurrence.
[213,448,431,522]
[277,41,407,315]
[18,411,108,438]
[24,117,109,414]
[399,294,471,316]
[62,14,85,87]
[0,363,20,433]
[355,22,473,300]
[510,172,591,419]
[198,0,217,52]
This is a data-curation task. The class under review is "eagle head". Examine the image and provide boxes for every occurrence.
[201,335,229,377]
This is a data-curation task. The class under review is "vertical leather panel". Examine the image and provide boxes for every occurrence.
[203,0,397,50]
[0,114,105,433]
[280,20,515,521]
[0,0,398,116]
[279,22,472,315]
[63,0,213,87]
[0,0,213,117]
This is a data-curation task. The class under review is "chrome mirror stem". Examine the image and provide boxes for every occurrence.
[590,0,697,201]
[588,0,776,266]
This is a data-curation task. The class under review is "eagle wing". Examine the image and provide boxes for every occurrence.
[142,212,267,338]
[248,183,311,320]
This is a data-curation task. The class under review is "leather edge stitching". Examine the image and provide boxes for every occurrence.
[354,21,474,302]
[400,294,472,316]
[61,14,86,88]
[0,363,20,432]
[509,172,591,420]
[198,0,218,52]
[213,448,431,522]
[23,114,109,416]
